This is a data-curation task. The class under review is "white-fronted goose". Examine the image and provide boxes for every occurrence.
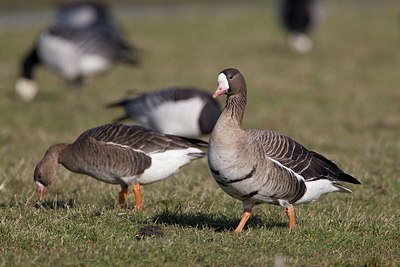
[34,123,207,210]
[280,0,318,53]
[107,87,222,138]
[208,68,360,233]
[15,1,138,102]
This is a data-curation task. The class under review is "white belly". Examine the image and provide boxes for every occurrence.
[39,33,79,79]
[148,97,205,137]
[208,142,256,199]
[80,54,110,76]
[295,179,341,204]
[38,32,110,79]
[123,147,203,185]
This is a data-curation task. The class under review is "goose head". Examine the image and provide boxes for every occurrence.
[33,144,66,202]
[213,68,246,98]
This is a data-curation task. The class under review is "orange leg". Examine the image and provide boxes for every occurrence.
[116,185,128,211]
[133,183,143,210]
[234,208,252,234]
[285,206,295,229]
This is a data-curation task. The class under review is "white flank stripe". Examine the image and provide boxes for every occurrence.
[267,156,305,182]
[104,141,148,154]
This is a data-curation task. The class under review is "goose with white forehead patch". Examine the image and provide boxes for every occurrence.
[15,1,138,102]
[208,68,361,233]
[34,123,207,210]
[107,87,221,138]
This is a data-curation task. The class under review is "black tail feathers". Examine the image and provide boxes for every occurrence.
[338,173,361,185]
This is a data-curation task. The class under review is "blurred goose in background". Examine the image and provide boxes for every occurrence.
[15,1,139,102]
[279,0,319,53]
[56,1,112,27]
[107,87,222,138]
[208,68,360,233]
[34,123,207,210]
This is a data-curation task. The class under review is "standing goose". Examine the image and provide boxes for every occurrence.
[208,68,360,233]
[34,123,207,210]
[107,87,221,138]
[15,1,138,102]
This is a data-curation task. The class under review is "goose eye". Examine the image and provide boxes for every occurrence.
[228,75,233,80]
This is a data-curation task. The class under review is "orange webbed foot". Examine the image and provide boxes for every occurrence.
[285,206,296,230]
[133,183,144,211]
[234,208,252,234]
[116,186,128,212]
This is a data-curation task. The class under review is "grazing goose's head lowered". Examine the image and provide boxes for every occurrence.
[33,144,67,202]
[213,68,246,98]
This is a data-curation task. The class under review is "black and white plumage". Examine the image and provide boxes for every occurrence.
[15,1,138,102]
[208,68,360,233]
[107,87,222,138]
[280,0,318,53]
[34,123,207,210]
[56,1,111,28]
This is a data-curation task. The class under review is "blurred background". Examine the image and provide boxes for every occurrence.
[0,0,399,265]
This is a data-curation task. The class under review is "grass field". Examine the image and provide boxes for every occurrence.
[0,0,399,266]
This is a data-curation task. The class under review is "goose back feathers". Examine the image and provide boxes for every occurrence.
[107,87,221,137]
[208,68,360,232]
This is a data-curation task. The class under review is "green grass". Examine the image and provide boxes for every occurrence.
[1,0,399,266]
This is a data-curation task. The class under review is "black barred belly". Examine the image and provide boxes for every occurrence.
[210,165,307,205]
[210,165,261,202]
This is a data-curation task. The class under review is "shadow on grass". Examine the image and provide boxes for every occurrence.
[0,203,12,208]
[0,199,75,209]
[0,199,74,209]
[152,209,287,232]
[34,198,76,209]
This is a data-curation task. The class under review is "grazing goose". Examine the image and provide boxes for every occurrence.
[15,1,138,102]
[34,123,207,210]
[280,0,318,53]
[107,87,222,138]
[208,68,360,233]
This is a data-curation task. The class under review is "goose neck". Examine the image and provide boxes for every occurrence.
[22,48,40,79]
[223,91,247,127]
[54,143,72,165]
